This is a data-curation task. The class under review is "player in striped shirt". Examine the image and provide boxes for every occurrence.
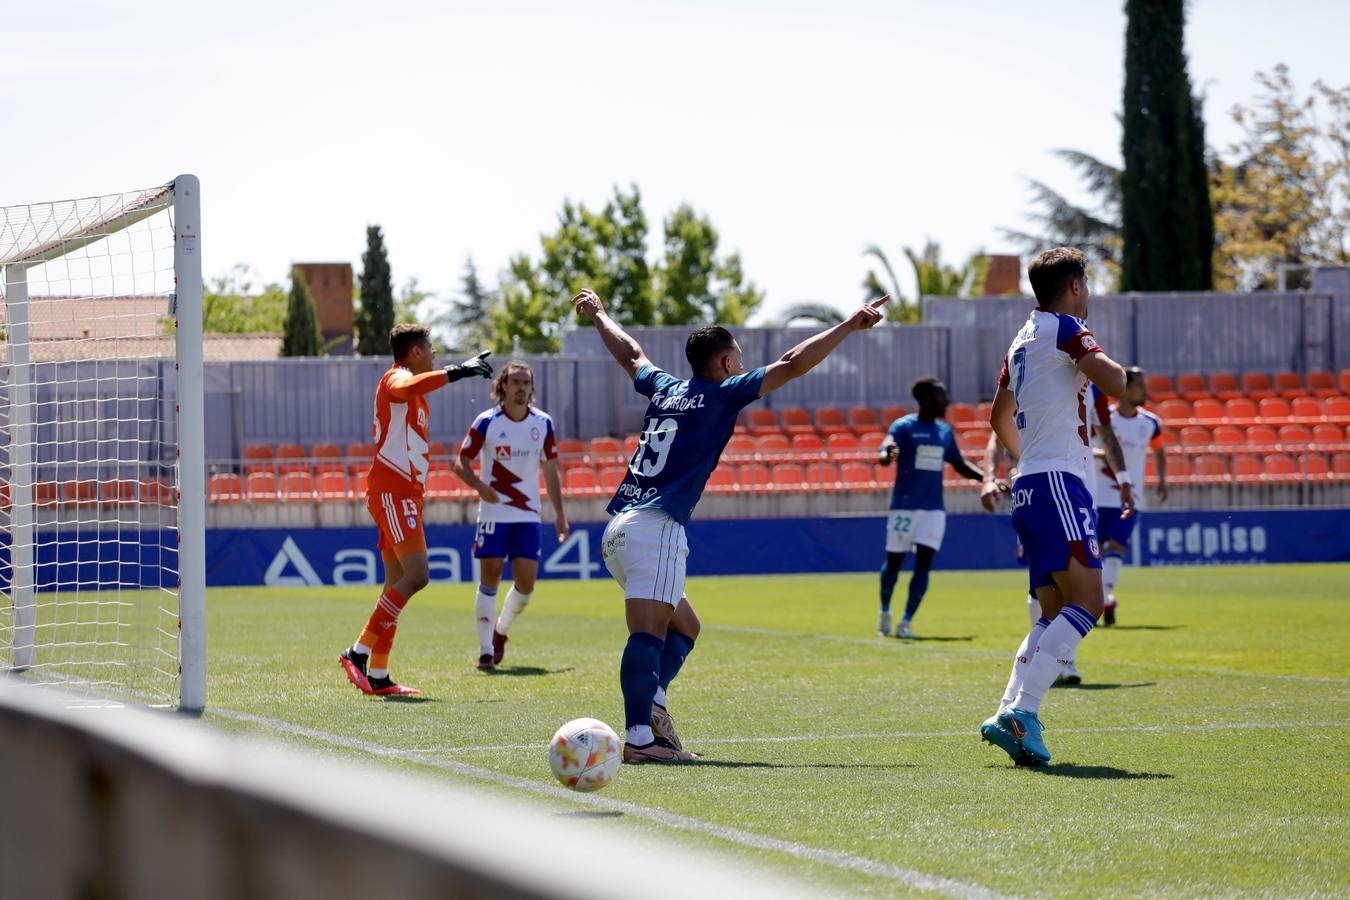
[338,324,492,696]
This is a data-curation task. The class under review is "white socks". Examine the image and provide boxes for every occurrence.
[474,584,497,656]
[1013,605,1096,713]
[1000,617,1051,711]
[1026,594,1041,624]
[1103,555,1123,596]
[627,724,654,745]
[653,685,667,708]
[495,586,532,636]
[353,641,372,656]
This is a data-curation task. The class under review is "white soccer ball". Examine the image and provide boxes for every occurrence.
[548,717,622,792]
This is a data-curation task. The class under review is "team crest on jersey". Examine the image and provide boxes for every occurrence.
[530,426,540,441]
[417,409,427,428]
[406,515,417,530]
[495,445,512,460]
[1081,335,1094,350]
[1087,537,1100,558]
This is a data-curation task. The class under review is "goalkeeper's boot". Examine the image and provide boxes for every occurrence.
[339,647,373,695]
[877,610,892,638]
[492,628,509,666]
[651,702,683,751]
[1103,595,1117,626]
[1056,659,1083,686]
[476,653,496,672]
[1003,708,1051,765]
[368,674,420,697]
[622,736,699,764]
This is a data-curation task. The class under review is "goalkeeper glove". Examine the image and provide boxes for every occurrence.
[446,350,493,382]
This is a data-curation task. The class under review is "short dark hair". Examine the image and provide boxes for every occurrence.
[1028,247,1088,307]
[912,376,946,405]
[389,323,431,360]
[1124,366,1145,386]
[685,325,737,374]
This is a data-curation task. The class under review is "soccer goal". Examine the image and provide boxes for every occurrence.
[0,176,204,710]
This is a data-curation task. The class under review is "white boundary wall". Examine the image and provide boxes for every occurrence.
[0,681,813,900]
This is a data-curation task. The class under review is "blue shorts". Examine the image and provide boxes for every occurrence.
[1096,507,1137,549]
[1010,471,1102,593]
[472,521,541,561]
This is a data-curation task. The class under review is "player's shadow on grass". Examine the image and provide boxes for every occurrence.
[1030,764,1172,780]
[1051,681,1156,691]
[1106,625,1182,631]
[689,760,916,770]
[376,695,437,704]
[487,666,574,677]
[897,635,974,643]
[557,811,625,819]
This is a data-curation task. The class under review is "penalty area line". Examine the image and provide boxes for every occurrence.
[209,706,1011,900]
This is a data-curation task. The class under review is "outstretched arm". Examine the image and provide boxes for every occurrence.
[760,296,889,395]
[572,289,649,379]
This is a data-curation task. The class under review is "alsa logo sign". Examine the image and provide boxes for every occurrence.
[264,532,601,587]
[1145,521,1268,564]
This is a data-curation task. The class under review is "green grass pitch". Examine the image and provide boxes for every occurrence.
[204,564,1349,898]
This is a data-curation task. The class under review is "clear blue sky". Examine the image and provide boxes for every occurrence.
[6,1,1347,321]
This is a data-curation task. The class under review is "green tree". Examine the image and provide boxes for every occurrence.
[538,185,655,326]
[776,302,845,326]
[862,241,987,322]
[280,268,322,357]
[655,204,764,325]
[436,256,495,352]
[395,277,429,326]
[200,264,288,333]
[356,225,395,355]
[1211,66,1350,290]
[491,254,559,354]
[1120,0,1213,291]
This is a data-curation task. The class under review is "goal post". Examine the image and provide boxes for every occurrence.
[0,176,205,710]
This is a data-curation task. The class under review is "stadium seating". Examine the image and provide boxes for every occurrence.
[725,435,756,455]
[1176,373,1208,401]
[826,433,860,451]
[623,435,640,457]
[62,479,100,507]
[772,463,804,490]
[740,463,772,487]
[1222,398,1257,425]
[242,444,274,475]
[1274,371,1304,399]
[813,407,851,436]
[947,403,977,428]
[1234,455,1263,478]
[1264,454,1298,479]
[1313,423,1344,444]
[563,467,596,493]
[1278,424,1313,445]
[1192,399,1225,424]
[744,408,779,436]
[846,407,881,435]
[425,470,455,500]
[1212,426,1244,446]
[1208,372,1242,401]
[791,433,824,452]
[428,442,451,471]
[345,443,375,475]
[757,434,791,454]
[275,443,307,474]
[1327,397,1350,421]
[280,471,315,502]
[859,430,886,448]
[1307,371,1338,398]
[311,443,344,474]
[102,479,138,505]
[595,466,624,491]
[1247,424,1279,445]
[1180,426,1212,445]
[976,402,993,423]
[1145,374,1175,401]
[246,472,277,502]
[209,473,243,503]
[1291,397,1323,423]
[1158,399,1191,424]
[804,461,841,491]
[141,478,175,506]
[1258,398,1291,422]
[707,465,736,494]
[880,405,908,426]
[1241,372,1277,400]
[315,471,350,501]
[589,436,622,457]
[779,407,814,436]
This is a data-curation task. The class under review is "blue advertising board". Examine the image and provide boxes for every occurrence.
[4,510,1347,590]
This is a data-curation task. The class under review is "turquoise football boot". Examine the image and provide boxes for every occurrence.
[980,713,1023,763]
[1004,708,1051,764]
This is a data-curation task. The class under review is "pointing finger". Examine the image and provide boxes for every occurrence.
[868,294,892,309]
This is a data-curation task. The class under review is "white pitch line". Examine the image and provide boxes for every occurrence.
[707,624,1350,684]
[413,720,1350,755]
[210,706,1011,900]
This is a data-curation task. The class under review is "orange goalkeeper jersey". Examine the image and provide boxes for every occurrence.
[368,364,450,498]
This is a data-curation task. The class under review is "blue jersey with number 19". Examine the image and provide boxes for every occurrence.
[606,363,767,525]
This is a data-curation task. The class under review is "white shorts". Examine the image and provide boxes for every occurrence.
[885,509,946,553]
[601,507,688,607]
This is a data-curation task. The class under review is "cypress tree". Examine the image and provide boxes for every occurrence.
[356,225,395,355]
[280,268,322,357]
[1120,0,1213,290]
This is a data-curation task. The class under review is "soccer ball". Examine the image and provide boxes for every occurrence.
[548,717,622,792]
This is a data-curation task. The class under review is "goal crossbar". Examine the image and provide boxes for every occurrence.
[0,184,174,268]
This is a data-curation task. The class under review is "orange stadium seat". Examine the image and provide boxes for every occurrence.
[1163,454,1192,480]
[804,462,841,491]
[725,434,756,455]
[246,472,277,502]
[1192,399,1224,424]
[957,429,990,451]
[1209,372,1242,401]
[556,439,588,470]
[1241,372,1276,400]
[859,430,886,448]
[976,401,994,423]
[316,471,350,501]
[564,467,596,494]
[345,443,375,476]
[623,435,640,458]
[791,433,824,452]
[1179,426,1212,446]
[427,442,451,471]
[813,407,851,437]
[1190,455,1227,480]
[772,463,805,490]
[589,436,622,457]
[1234,455,1263,478]
[1313,424,1344,444]
[140,478,175,506]
[1212,426,1244,446]
[1158,399,1191,425]
[275,443,307,474]
[242,443,274,475]
[351,471,370,496]
[739,463,772,487]
[1291,397,1324,424]
[1301,453,1330,478]
[847,407,881,435]
[208,473,243,504]
[826,433,860,452]
[1274,371,1304,399]
[707,465,736,494]
[779,407,814,436]
[1176,373,1208,401]
[1258,398,1291,422]
[1334,453,1350,477]
[1145,374,1175,401]
[62,479,99,507]
[1306,370,1337,398]
[1326,397,1350,421]
[311,442,343,474]
[880,405,909,427]
[102,479,138,505]
[424,470,455,500]
[744,408,780,436]
[1277,424,1313,445]
[1222,398,1257,425]
[595,466,624,491]
[757,434,791,455]
[1264,454,1298,479]
[1247,424,1278,445]
[840,463,873,489]
[1340,370,1350,394]
[280,471,314,502]
[947,403,977,427]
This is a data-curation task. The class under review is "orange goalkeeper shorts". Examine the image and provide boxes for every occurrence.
[367,492,427,559]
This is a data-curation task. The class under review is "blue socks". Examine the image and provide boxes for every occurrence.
[903,567,931,620]
[657,630,695,697]
[620,632,665,730]
[879,563,900,612]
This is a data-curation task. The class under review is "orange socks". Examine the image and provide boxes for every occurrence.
[357,587,407,672]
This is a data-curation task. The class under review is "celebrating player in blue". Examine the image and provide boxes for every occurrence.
[876,377,991,639]
[572,287,888,763]
[980,247,1134,767]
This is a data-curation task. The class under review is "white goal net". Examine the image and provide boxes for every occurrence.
[0,177,204,709]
